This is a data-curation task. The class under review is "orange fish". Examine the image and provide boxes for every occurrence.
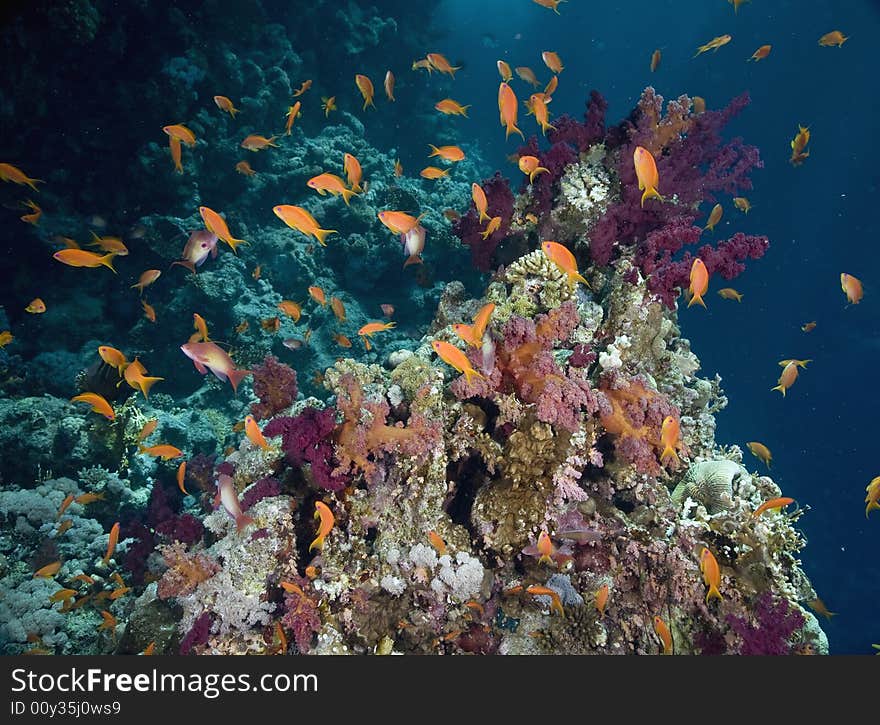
[169,136,183,173]
[199,206,248,253]
[99,346,129,376]
[541,51,563,74]
[358,321,396,339]
[278,300,302,322]
[177,461,188,495]
[688,258,709,308]
[595,584,609,619]
[471,183,491,224]
[0,162,42,191]
[426,52,460,77]
[748,45,772,62]
[694,34,732,58]
[98,610,117,635]
[109,586,130,600]
[543,74,558,98]
[377,210,423,235]
[180,342,251,392]
[650,48,661,72]
[818,31,848,47]
[244,414,269,449]
[235,160,256,177]
[515,66,540,87]
[699,547,722,603]
[355,74,375,110]
[428,530,447,556]
[431,340,484,384]
[865,476,880,518]
[633,146,663,207]
[138,444,183,460]
[728,0,749,12]
[471,302,495,344]
[141,299,156,323]
[807,598,838,620]
[273,205,337,246]
[293,79,312,97]
[343,153,363,192]
[498,82,524,140]
[131,269,161,294]
[0,331,13,347]
[57,494,75,519]
[428,144,465,162]
[241,134,279,151]
[790,125,810,166]
[71,392,115,420]
[260,316,280,332]
[497,59,513,82]
[703,203,723,232]
[330,296,346,322]
[53,249,117,272]
[753,496,795,517]
[49,588,77,604]
[537,530,556,566]
[801,321,817,332]
[840,273,863,304]
[480,216,501,240]
[20,199,41,225]
[333,333,353,348]
[142,641,156,655]
[101,522,120,567]
[307,172,357,205]
[659,415,680,466]
[518,155,549,183]
[87,233,129,256]
[420,166,449,180]
[532,0,566,13]
[771,361,800,397]
[527,93,555,136]
[747,441,772,469]
[321,96,336,116]
[70,574,93,585]
[693,96,707,114]
[34,561,62,579]
[74,492,105,505]
[384,70,395,102]
[309,501,335,551]
[653,615,673,654]
[163,124,196,147]
[394,159,403,177]
[525,585,564,616]
[434,98,470,118]
[213,95,240,117]
[542,240,589,286]
[717,288,743,302]
[733,197,751,213]
[284,102,301,136]
[235,320,249,334]
[25,298,46,314]
[308,286,326,306]
[190,313,211,343]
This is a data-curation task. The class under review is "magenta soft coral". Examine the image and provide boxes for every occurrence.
[250,355,299,421]
[280,579,322,653]
[726,591,805,655]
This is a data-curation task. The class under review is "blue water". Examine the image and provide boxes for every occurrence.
[433,0,880,654]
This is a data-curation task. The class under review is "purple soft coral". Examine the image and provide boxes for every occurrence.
[250,355,298,421]
[726,591,805,655]
[452,172,516,272]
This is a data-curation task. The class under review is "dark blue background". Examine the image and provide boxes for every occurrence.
[432,0,880,654]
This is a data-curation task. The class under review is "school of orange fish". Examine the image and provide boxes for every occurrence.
[0,0,869,651]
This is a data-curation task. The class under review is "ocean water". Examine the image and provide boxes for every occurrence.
[0,0,876,655]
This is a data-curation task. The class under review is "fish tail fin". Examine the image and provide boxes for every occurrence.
[26,178,43,192]
[313,228,337,246]
[268,136,280,147]
[428,144,440,157]
[462,105,471,117]
[478,211,491,224]
[463,367,485,385]
[230,107,239,118]
[171,260,196,274]
[506,123,525,140]
[139,376,164,399]
[705,586,722,603]
[308,535,324,552]
[403,254,423,268]
[227,368,252,394]
[530,167,549,183]
[771,384,786,397]
[236,514,256,533]
[687,293,706,309]
[341,187,357,206]
[866,500,880,518]
[640,187,664,207]
[571,272,591,288]
[660,446,679,466]
[101,253,118,273]
[225,237,249,254]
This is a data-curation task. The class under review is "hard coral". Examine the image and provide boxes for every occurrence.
[250,355,299,421]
